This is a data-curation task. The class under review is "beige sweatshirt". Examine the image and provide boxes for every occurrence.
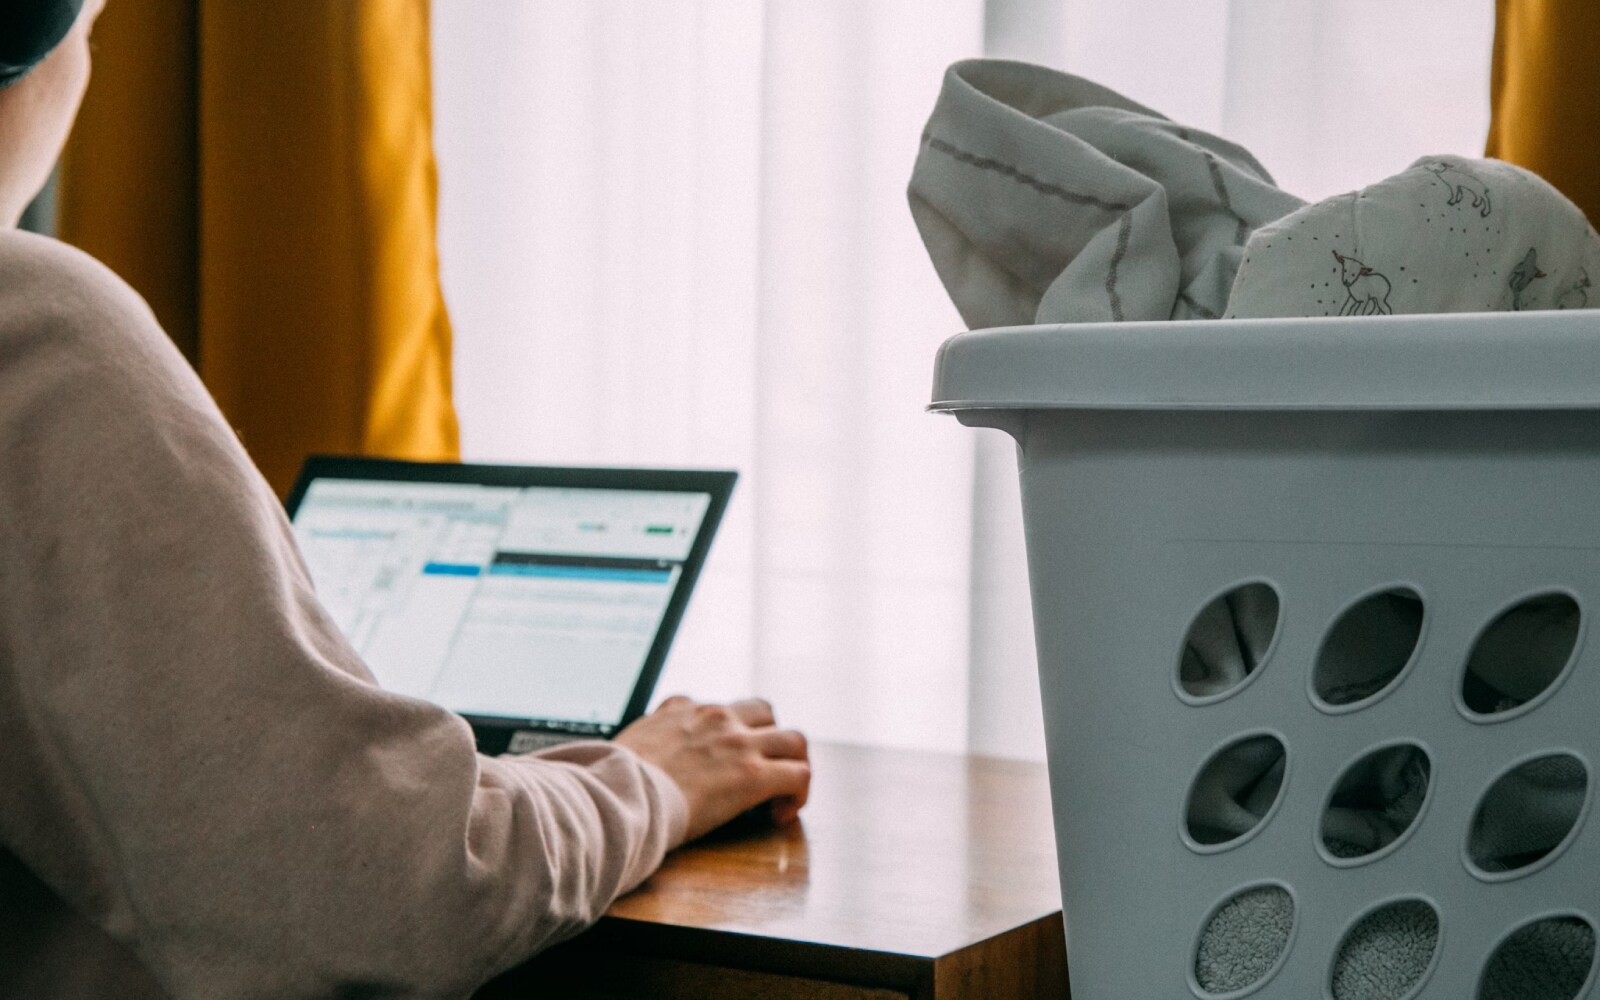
[0,231,688,999]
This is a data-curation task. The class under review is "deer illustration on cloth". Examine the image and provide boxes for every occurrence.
[1423,161,1492,217]
[1509,248,1548,310]
[1332,251,1394,315]
[1558,268,1591,309]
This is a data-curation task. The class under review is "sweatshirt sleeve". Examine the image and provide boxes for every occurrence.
[0,232,688,1000]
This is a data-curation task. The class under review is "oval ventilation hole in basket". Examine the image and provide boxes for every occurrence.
[1178,582,1281,700]
[1185,733,1287,849]
[1320,743,1431,863]
[1329,899,1439,1000]
[1478,915,1597,1000]
[1313,587,1424,708]
[1467,752,1589,878]
[1461,592,1581,718]
[1193,884,1295,997]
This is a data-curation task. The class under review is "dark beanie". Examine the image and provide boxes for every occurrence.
[0,0,85,88]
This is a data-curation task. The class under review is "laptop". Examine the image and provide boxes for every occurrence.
[284,456,736,755]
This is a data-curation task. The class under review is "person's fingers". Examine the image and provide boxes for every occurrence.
[769,795,803,827]
[750,727,808,761]
[656,694,695,714]
[728,697,775,728]
[757,758,811,806]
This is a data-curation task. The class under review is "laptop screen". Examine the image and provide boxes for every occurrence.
[285,458,735,749]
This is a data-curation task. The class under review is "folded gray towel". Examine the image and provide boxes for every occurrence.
[1193,885,1294,992]
[1202,897,1441,999]
[1327,900,1439,1000]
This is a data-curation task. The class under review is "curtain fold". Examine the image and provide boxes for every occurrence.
[1486,0,1600,226]
[58,0,458,496]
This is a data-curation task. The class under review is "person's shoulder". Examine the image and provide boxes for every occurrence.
[0,228,152,316]
[0,229,162,348]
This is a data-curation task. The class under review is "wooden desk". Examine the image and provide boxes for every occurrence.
[479,742,1068,1000]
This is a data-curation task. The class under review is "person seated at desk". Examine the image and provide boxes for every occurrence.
[0,3,811,997]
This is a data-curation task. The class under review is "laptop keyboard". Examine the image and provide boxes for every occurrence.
[506,730,585,754]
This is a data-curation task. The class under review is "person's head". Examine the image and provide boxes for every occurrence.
[0,0,105,228]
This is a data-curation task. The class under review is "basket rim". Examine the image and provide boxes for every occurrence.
[929,312,1600,413]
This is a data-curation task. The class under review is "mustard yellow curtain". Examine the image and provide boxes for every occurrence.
[58,1,200,363]
[59,0,459,496]
[1487,0,1600,226]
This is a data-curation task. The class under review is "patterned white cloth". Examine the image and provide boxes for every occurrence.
[1227,154,1600,319]
[907,58,1304,328]
[909,61,1600,327]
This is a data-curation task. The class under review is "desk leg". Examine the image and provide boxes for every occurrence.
[927,914,1069,1000]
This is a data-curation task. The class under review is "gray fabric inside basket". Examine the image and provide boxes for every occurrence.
[1328,900,1438,1000]
[1193,886,1292,992]
[1320,745,1429,859]
[1193,744,1590,996]
[1198,896,1595,998]
[1479,918,1596,1000]
[1462,594,1581,713]
[1178,584,1279,698]
[1469,754,1588,873]
[1184,735,1285,845]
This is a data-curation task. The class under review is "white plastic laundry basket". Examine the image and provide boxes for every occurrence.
[931,312,1600,1000]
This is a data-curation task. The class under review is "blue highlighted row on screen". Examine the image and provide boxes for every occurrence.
[421,562,670,583]
[489,564,671,583]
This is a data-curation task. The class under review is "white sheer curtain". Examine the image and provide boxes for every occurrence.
[432,0,1493,759]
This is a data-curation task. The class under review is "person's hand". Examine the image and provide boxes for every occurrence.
[615,695,810,843]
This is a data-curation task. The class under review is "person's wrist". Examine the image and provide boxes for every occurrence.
[621,742,692,848]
